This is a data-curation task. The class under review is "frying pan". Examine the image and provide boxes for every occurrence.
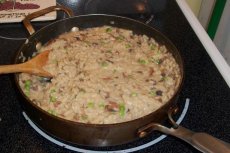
[11,6,229,152]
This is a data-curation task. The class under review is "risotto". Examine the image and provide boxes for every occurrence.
[19,26,181,124]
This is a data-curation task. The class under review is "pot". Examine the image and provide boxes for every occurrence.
[12,6,229,152]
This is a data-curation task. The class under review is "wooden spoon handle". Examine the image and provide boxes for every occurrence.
[0,50,52,77]
[0,63,28,74]
[0,63,52,77]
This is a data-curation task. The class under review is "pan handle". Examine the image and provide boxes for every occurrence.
[23,6,74,35]
[138,109,230,153]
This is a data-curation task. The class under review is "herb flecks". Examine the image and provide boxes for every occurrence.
[49,89,57,103]
[24,80,31,96]
[119,103,126,117]
[100,61,109,67]
[106,27,112,32]
[87,101,95,108]
[138,59,149,65]
[130,92,138,97]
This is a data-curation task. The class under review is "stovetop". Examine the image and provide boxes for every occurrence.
[0,0,229,153]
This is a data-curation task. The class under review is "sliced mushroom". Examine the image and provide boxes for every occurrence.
[105,101,119,112]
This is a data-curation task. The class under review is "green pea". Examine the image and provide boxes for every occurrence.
[138,59,149,65]
[87,101,95,108]
[48,109,56,116]
[119,103,126,117]
[149,90,156,96]
[130,92,138,97]
[106,27,112,32]
[24,80,31,96]
[101,61,109,67]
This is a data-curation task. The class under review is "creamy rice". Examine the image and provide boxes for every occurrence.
[19,26,181,124]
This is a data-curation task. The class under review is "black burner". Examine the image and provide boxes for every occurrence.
[84,0,152,17]
[84,0,165,25]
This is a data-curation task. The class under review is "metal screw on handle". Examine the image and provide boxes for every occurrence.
[145,14,154,25]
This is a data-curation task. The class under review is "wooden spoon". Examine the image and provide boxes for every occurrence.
[0,50,53,77]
